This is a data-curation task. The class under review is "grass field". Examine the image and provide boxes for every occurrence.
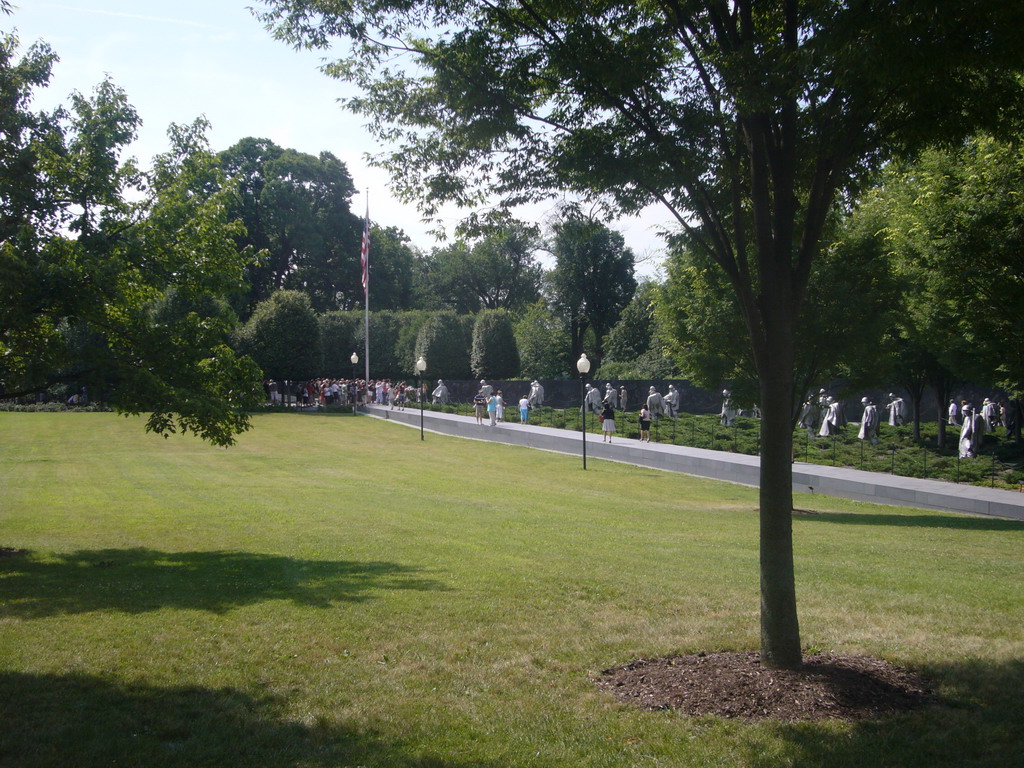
[2,412,1023,767]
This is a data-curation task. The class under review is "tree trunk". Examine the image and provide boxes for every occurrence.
[756,328,802,669]
[910,390,922,440]
[903,382,925,441]
[934,378,948,450]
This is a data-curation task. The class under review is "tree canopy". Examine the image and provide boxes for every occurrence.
[879,137,1024,398]
[1,33,261,445]
[216,137,364,315]
[549,214,637,367]
[658,217,900,410]
[416,221,543,313]
[235,290,321,381]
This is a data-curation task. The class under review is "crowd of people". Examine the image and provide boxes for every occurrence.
[263,378,424,409]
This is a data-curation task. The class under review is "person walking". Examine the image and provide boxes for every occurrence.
[487,391,498,426]
[638,405,652,442]
[601,401,616,443]
[519,395,530,423]
[473,389,487,425]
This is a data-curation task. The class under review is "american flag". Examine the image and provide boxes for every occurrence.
[360,210,370,296]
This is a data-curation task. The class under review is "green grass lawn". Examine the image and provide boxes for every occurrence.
[2,412,1023,767]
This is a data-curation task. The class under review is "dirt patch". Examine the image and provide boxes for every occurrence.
[595,651,934,721]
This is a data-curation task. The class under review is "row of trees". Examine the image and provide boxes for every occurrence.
[205,135,644,372]
[5,21,1020,439]
[235,289,635,384]
[209,135,641,354]
[0,25,643,440]
[5,23,1018,432]
[660,134,1024,448]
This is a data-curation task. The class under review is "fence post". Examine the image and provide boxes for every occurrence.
[890,445,896,475]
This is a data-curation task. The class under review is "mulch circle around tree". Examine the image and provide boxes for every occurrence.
[595,651,935,722]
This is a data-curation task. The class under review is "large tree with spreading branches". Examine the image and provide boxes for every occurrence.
[1,30,261,446]
[256,0,1024,667]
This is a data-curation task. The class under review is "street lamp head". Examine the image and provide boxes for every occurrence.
[416,356,427,373]
[350,352,359,365]
[576,353,590,375]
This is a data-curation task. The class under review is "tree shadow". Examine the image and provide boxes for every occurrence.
[0,671,503,768]
[794,510,1024,531]
[744,658,1024,767]
[0,548,448,619]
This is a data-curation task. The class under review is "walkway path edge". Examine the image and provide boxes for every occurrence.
[361,405,1024,521]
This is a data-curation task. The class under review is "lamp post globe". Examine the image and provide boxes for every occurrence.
[577,354,591,469]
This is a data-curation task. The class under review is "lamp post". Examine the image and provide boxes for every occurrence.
[350,352,359,406]
[416,356,427,441]
[577,353,591,469]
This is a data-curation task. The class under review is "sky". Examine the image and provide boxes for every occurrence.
[5,1,674,276]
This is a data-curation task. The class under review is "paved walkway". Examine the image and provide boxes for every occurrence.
[361,405,1024,521]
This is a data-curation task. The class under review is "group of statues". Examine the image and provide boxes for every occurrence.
[803,388,1015,459]
[801,389,908,445]
[579,382,631,413]
[579,383,684,421]
[432,379,550,408]
[952,397,1017,458]
[430,378,548,409]
[431,379,1013,461]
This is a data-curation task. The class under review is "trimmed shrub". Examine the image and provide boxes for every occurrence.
[415,311,472,380]
[471,309,520,379]
[319,311,361,377]
[235,291,320,380]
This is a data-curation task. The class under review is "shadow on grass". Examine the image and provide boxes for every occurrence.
[0,548,448,618]
[0,671,497,768]
[746,658,1024,768]
[793,510,1024,531]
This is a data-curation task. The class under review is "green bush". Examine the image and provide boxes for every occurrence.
[415,311,472,380]
[235,291,320,380]
[318,311,362,377]
[471,309,520,379]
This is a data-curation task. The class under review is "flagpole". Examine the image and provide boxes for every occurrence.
[362,191,370,383]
